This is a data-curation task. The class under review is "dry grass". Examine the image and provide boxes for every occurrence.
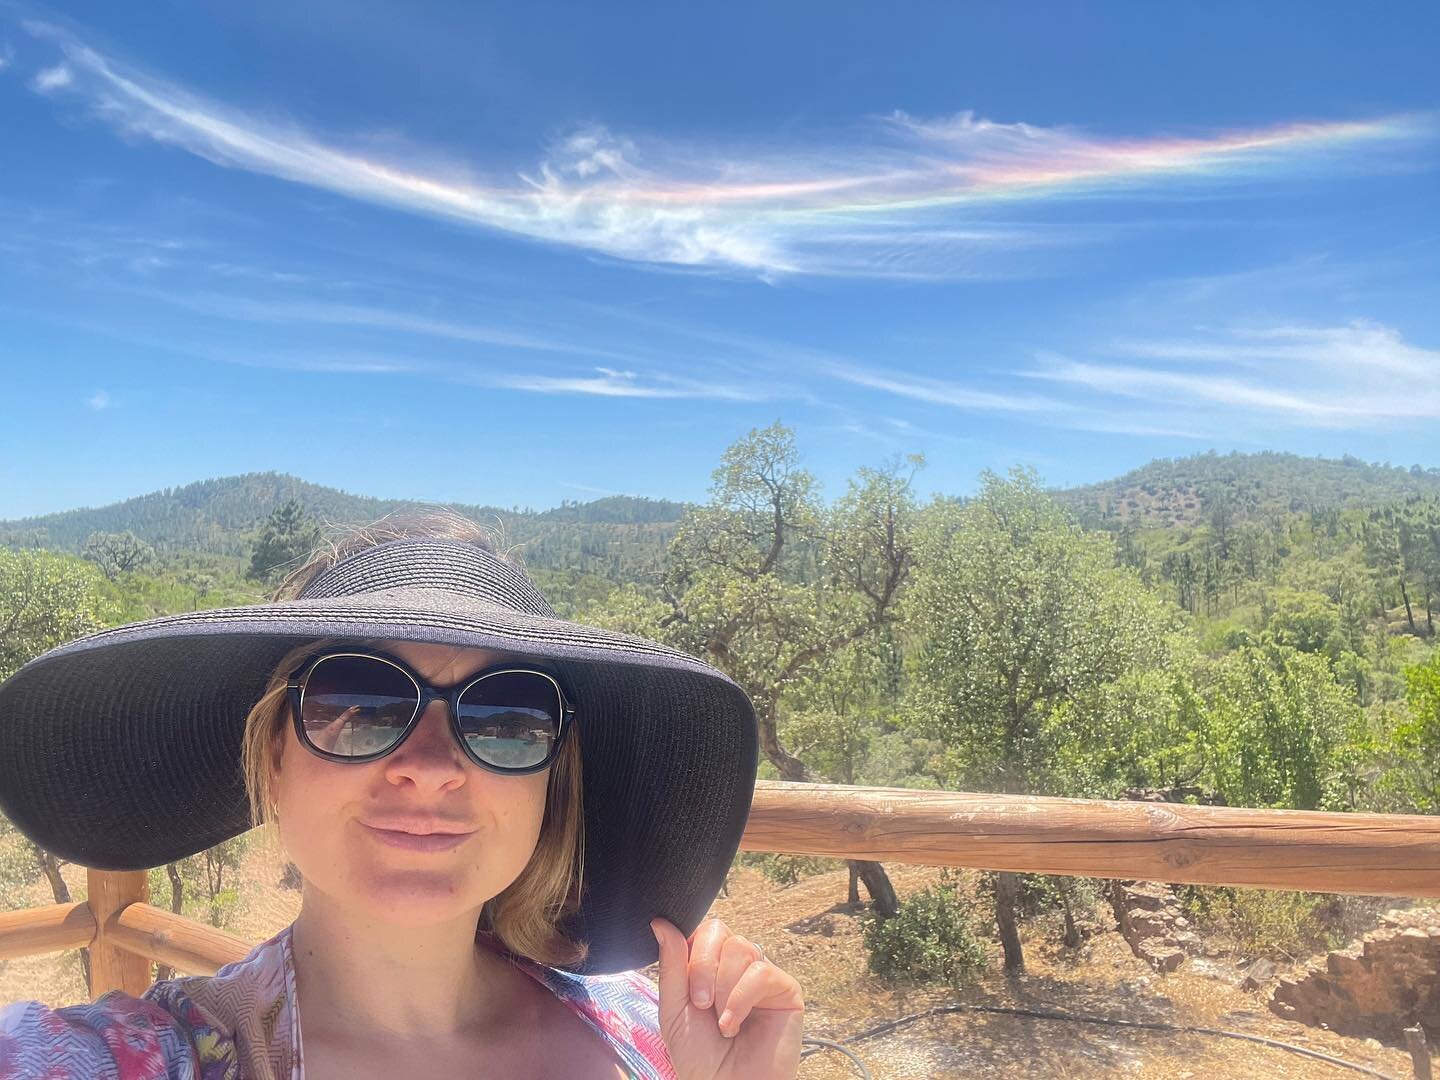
[1,843,1424,1079]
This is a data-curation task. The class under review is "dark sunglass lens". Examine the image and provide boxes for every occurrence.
[457,672,562,769]
[301,655,417,757]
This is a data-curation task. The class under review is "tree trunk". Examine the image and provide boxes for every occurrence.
[995,871,1025,972]
[1401,577,1417,633]
[1059,877,1082,948]
[755,699,900,917]
[853,860,898,917]
[847,864,860,905]
[29,843,89,989]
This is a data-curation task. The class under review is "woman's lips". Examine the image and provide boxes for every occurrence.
[359,822,476,852]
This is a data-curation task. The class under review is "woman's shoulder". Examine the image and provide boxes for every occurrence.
[0,927,297,1080]
[0,985,237,1079]
[506,955,675,1080]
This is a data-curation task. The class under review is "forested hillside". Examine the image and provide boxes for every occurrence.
[1057,449,1440,528]
[0,472,688,588]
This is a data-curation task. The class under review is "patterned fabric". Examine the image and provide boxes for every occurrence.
[0,926,676,1079]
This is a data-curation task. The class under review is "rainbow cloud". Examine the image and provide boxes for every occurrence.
[18,20,1430,278]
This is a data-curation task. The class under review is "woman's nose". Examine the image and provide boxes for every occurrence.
[382,701,466,791]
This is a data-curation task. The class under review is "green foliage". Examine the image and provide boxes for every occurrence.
[1058,449,1440,531]
[733,851,845,887]
[861,875,986,988]
[0,816,40,911]
[247,498,322,584]
[1375,650,1440,811]
[901,466,1185,796]
[82,530,155,580]
[1198,642,1365,810]
[0,548,116,680]
[1178,886,1340,960]
[655,424,921,787]
[146,837,249,928]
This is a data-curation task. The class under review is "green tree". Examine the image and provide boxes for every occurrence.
[1382,650,1440,811]
[247,498,322,583]
[0,548,115,681]
[901,466,1181,971]
[656,424,921,916]
[1198,642,1365,811]
[82,530,155,580]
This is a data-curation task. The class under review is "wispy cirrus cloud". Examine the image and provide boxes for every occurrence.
[490,366,763,401]
[157,338,771,402]
[16,20,1430,278]
[796,319,1440,439]
[85,389,111,410]
[822,359,1067,414]
[1027,320,1440,431]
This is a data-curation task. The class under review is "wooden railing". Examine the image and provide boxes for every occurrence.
[3,780,1438,1000]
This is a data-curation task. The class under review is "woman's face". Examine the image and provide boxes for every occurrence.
[273,640,551,927]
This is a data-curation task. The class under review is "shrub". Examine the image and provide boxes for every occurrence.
[861,877,986,988]
[733,851,843,887]
[1178,886,1339,960]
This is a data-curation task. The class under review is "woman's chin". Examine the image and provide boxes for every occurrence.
[348,868,497,924]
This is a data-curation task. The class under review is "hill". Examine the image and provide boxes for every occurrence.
[0,472,690,585]
[1052,450,1440,530]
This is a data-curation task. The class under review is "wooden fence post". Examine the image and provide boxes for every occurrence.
[87,868,151,999]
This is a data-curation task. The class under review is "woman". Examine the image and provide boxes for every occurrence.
[0,511,804,1078]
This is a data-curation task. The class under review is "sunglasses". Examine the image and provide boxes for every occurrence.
[286,649,575,775]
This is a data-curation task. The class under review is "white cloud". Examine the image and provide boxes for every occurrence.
[489,366,761,401]
[17,20,1426,279]
[822,359,1066,414]
[1025,320,1440,431]
[85,389,111,410]
[30,63,71,93]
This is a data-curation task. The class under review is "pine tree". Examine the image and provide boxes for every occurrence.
[247,499,321,583]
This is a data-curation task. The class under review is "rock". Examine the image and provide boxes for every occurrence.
[1110,881,1201,972]
[1140,944,1185,973]
[1268,918,1440,1042]
[1241,958,1276,991]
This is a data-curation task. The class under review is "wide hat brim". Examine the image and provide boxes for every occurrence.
[0,583,758,975]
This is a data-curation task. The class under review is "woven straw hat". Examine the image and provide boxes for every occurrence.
[0,538,758,974]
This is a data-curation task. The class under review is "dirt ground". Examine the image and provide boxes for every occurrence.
[0,835,1425,1079]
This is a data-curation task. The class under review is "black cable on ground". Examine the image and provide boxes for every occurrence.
[798,1002,1399,1080]
[800,1036,873,1079]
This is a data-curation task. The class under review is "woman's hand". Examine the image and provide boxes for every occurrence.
[651,915,804,1080]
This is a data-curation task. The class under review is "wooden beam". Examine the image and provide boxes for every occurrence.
[109,902,251,976]
[0,902,95,960]
[86,869,151,999]
[741,781,1440,897]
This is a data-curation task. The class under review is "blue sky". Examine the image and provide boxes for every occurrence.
[2,1,1438,519]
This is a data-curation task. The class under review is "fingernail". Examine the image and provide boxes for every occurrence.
[719,1010,735,1034]
[650,920,660,945]
[694,990,711,1008]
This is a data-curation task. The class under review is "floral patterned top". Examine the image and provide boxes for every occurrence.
[0,926,676,1079]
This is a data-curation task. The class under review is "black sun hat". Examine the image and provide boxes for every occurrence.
[0,537,758,975]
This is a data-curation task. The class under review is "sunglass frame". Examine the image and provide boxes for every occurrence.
[285,647,575,775]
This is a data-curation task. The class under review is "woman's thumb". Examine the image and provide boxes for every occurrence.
[650,917,689,1023]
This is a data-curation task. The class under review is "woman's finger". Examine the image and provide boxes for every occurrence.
[710,932,762,1025]
[714,957,805,1038]
[650,918,690,1023]
[684,916,730,1010]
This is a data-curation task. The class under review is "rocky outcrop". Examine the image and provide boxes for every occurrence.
[1270,908,1440,1042]
[1110,882,1205,973]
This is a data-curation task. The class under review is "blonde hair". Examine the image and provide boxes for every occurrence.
[239,506,588,968]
